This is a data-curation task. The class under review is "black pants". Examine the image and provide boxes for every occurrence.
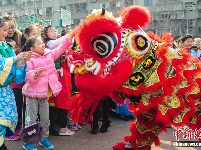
[71,73,79,95]
[55,108,68,128]
[49,106,57,128]
[12,88,23,131]
[93,96,111,124]
[49,106,68,128]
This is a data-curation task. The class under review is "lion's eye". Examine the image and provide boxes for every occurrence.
[125,31,151,58]
[91,33,118,58]
[128,34,149,55]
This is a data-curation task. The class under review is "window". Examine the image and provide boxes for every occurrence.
[110,1,116,9]
[74,3,80,12]
[176,12,184,19]
[70,3,86,13]
[69,4,74,12]
[161,14,169,20]
[60,6,66,10]
[37,9,42,15]
[7,0,12,5]
[46,7,52,15]
[144,0,152,6]
[125,0,133,6]
[198,26,201,35]
[80,2,87,12]
[185,2,196,11]
[188,19,196,29]
[73,19,80,25]
[70,4,77,13]
[90,0,98,3]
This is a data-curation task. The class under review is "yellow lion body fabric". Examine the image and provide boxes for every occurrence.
[69,5,201,150]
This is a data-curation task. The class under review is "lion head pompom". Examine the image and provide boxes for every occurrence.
[119,5,151,29]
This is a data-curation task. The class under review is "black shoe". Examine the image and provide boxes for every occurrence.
[119,115,129,121]
[125,148,134,150]
[0,144,7,150]
[49,127,59,136]
[125,142,134,150]
[99,120,111,133]
[91,123,99,134]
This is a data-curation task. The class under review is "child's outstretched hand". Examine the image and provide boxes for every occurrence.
[14,52,26,62]
[34,68,44,79]
[24,51,33,62]
[14,51,33,64]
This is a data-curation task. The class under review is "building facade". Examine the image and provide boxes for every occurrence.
[0,0,131,30]
[0,0,201,37]
[133,0,201,38]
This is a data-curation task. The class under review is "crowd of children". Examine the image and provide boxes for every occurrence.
[0,14,79,150]
[0,16,32,150]
[0,14,145,150]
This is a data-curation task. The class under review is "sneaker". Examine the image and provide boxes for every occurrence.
[67,125,78,131]
[5,135,19,141]
[59,128,74,135]
[39,138,54,149]
[15,130,21,137]
[23,143,37,150]
[75,124,81,129]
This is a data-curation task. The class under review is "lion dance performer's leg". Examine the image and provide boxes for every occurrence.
[113,110,165,150]
[113,92,166,150]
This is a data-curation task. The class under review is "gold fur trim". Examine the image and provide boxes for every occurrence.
[136,122,161,147]
[136,122,148,134]
[173,107,190,123]
[190,111,201,124]
[159,95,181,115]
[137,136,153,147]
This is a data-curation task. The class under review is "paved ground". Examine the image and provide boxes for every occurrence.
[5,117,201,150]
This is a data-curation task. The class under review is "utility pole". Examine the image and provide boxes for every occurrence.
[42,0,44,20]
[52,0,55,22]
[33,0,35,17]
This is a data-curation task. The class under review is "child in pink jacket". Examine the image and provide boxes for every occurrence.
[42,25,76,136]
[22,35,70,150]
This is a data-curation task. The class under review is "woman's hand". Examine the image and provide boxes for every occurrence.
[14,51,33,63]
[14,52,25,62]
[23,51,33,62]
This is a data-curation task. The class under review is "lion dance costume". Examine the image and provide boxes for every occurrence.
[68,5,201,150]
